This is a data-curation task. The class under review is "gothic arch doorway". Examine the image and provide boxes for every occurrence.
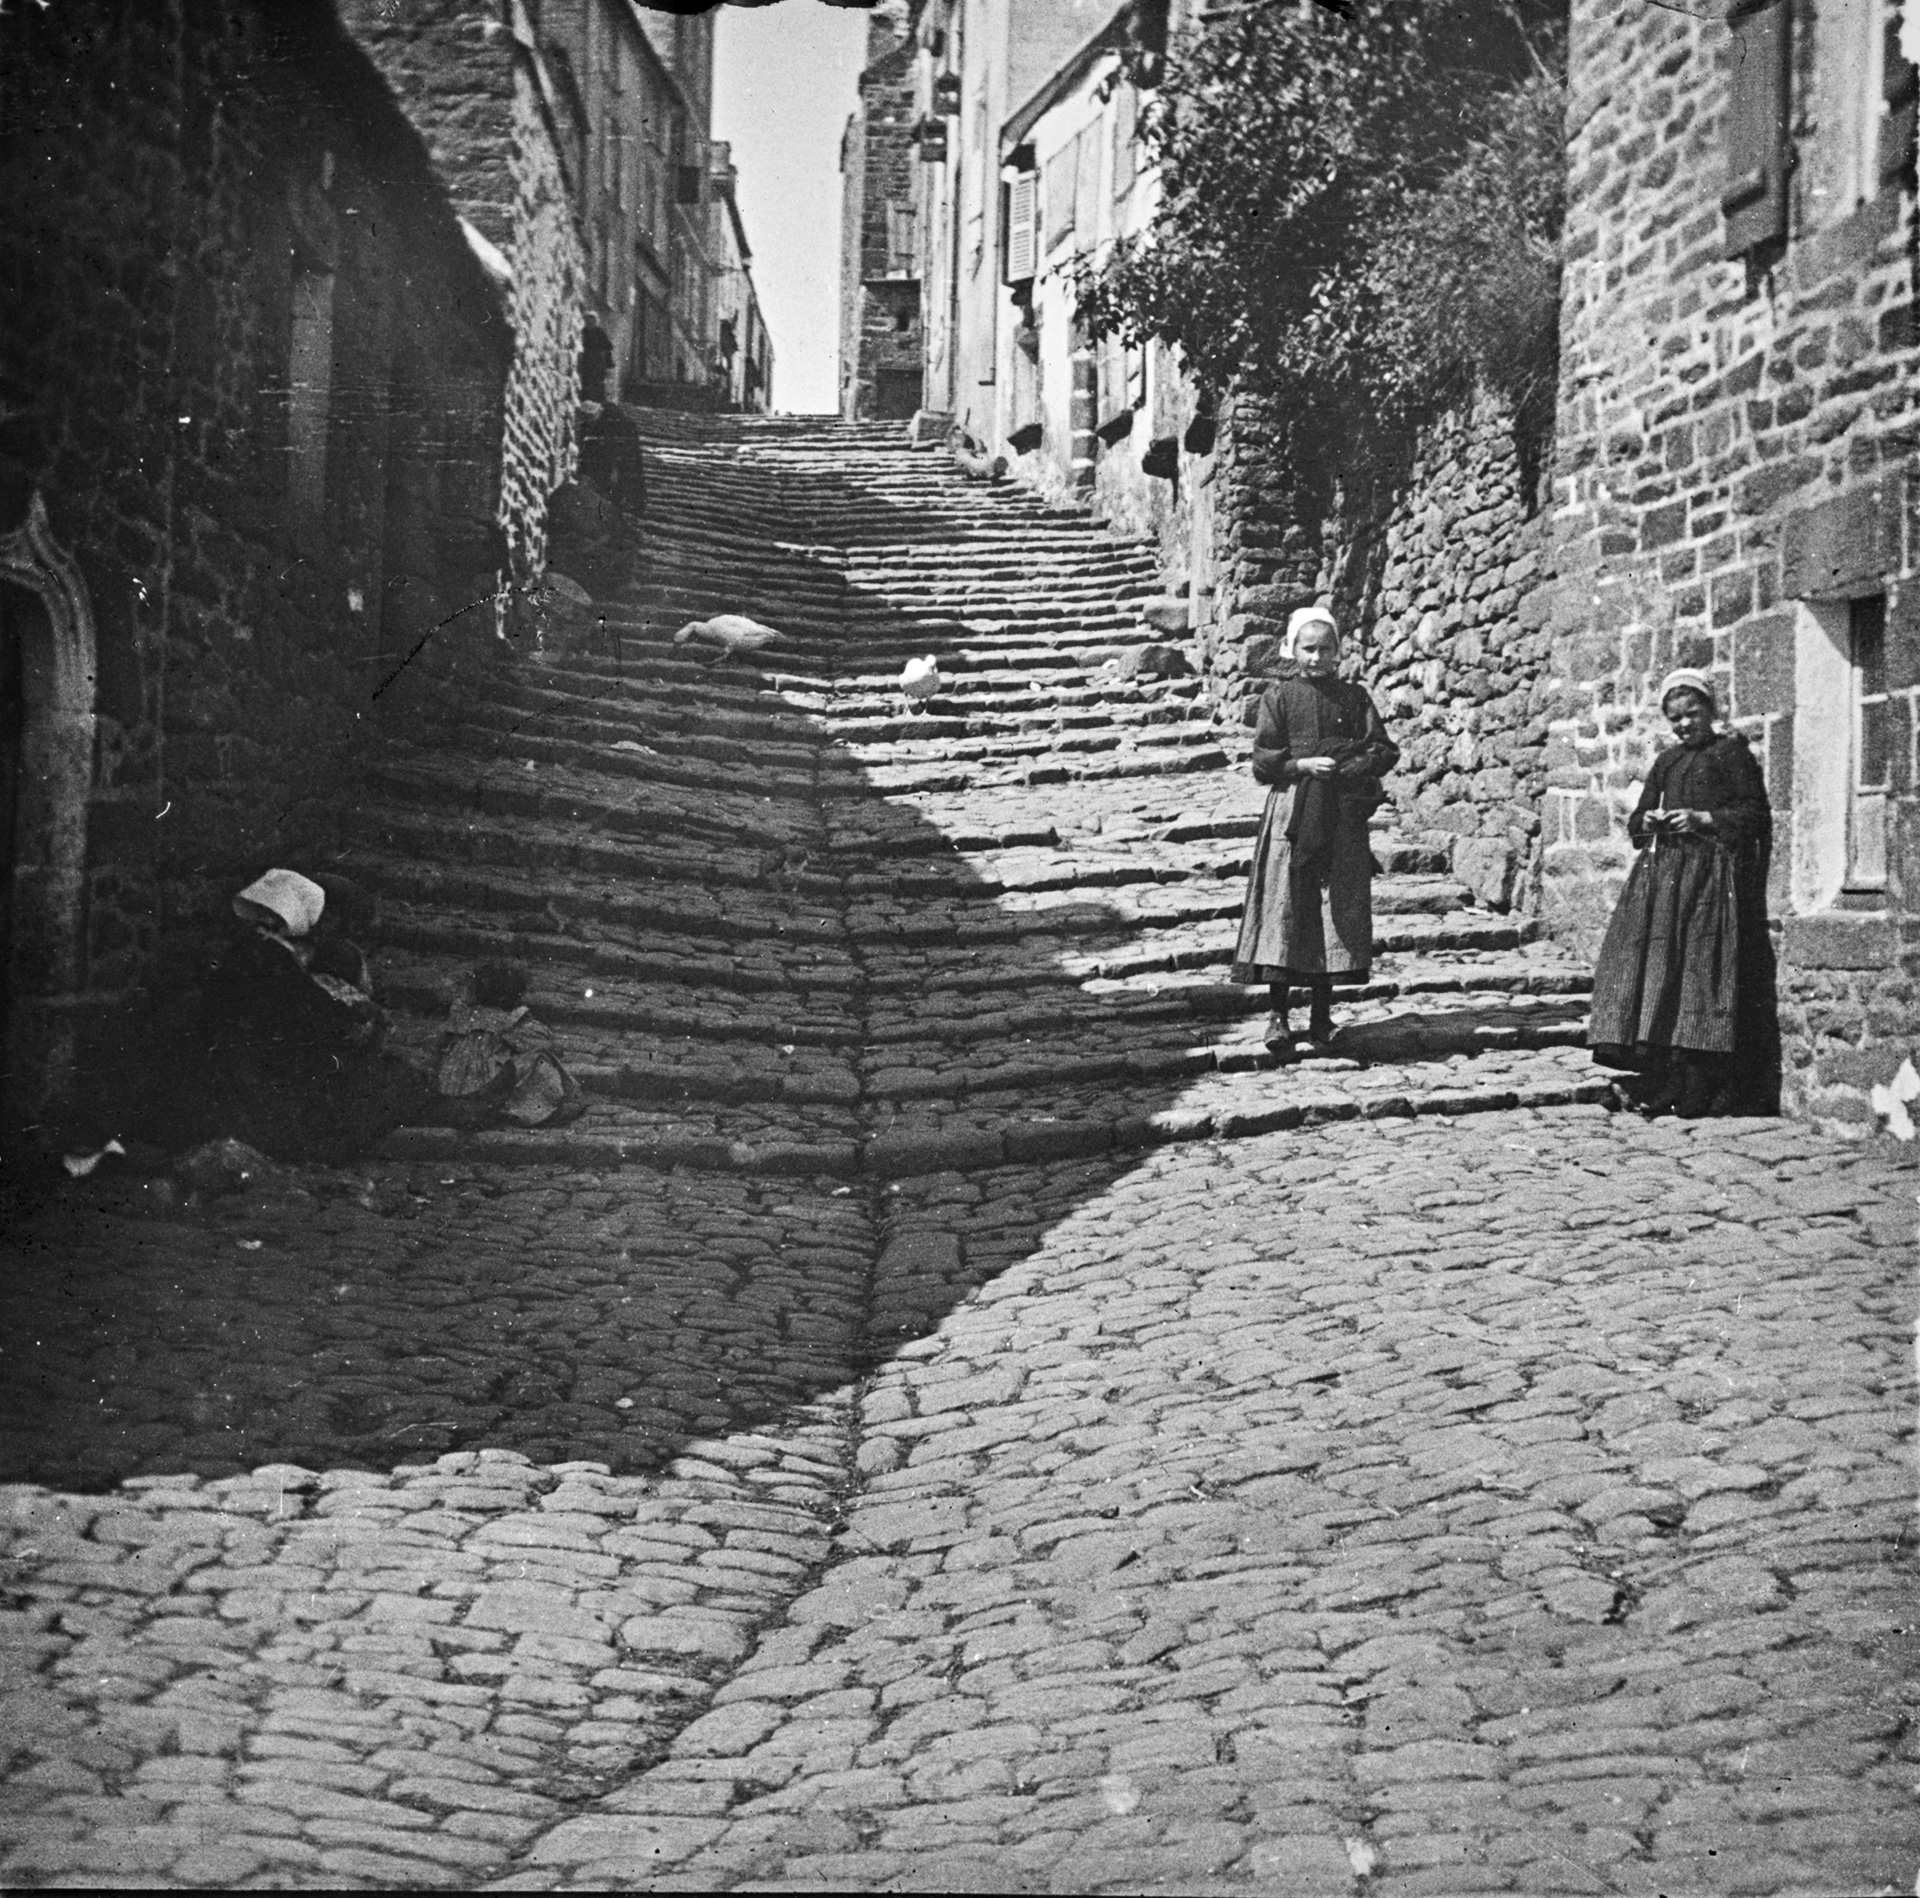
[0,494,97,1131]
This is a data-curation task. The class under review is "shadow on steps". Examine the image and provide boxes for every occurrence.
[0,417,1600,1491]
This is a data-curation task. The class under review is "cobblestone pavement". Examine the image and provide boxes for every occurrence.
[2,417,1915,1892]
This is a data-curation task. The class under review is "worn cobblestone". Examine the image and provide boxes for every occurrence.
[0,417,1912,1890]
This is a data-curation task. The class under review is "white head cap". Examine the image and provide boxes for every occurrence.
[233,868,326,938]
[1282,605,1339,659]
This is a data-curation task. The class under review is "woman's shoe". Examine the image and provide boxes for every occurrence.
[1639,1076,1683,1118]
[1674,1066,1719,1119]
[1264,1016,1297,1059]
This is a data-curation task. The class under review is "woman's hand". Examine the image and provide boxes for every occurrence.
[1669,808,1714,834]
[1296,756,1338,779]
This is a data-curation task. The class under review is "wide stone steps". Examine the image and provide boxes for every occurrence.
[352,411,1603,1176]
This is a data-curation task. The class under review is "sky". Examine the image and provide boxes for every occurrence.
[713,2,874,414]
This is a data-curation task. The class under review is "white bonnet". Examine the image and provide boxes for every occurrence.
[233,868,326,938]
[1282,604,1339,659]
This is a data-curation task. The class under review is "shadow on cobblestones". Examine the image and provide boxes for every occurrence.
[0,450,1210,1492]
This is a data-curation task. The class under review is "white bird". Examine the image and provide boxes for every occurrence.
[671,613,786,664]
[1871,1056,1920,1141]
[900,654,942,714]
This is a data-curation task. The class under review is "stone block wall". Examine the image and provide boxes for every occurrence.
[1198,390,1553,910]
[0,0,511,1115]
[1543,0,1918,1129]
[336,0,582,584]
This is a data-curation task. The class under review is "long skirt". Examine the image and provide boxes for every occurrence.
[1588,838,1739,1057]
[1230,784,1373,986]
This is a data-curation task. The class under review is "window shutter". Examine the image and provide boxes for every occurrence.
[1004,171,1037,283]
[1883,6,1917,190]
[1044,144,1075,251]
[1073,125,1101,250]
[1722,0,1792,257]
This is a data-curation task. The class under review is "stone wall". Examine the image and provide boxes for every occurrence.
[1198,390,1553,910]
[840,13,924,421]
[1541,0,1918,1130]
[336,0,583,585]
[498,59,584,583]
[0,0,511,1116]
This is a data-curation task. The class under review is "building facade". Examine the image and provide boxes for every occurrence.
[710,144,776,413]
[0,0,516,1126]
[839,2,925,421]
[1541,0,1919,1128]
[345,1,770,419]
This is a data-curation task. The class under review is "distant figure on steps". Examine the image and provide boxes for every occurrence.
[1230,606,1399,1057]
[900,654,941,715]
[672,613,786,665]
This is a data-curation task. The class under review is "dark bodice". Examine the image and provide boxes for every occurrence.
[1250,674,1399,789]
[1628,732,1771,853]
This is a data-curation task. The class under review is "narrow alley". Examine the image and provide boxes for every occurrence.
[1,416,1914,1893]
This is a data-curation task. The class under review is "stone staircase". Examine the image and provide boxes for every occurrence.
[356,412,1602,1179]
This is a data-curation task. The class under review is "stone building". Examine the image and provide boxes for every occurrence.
[1541,0,1919,1127]
[839,1,926,421]
[996,0,1187,538]
[709,144,776,414]
[0,0,518,1127]
[335,0,585,585]
[343,1,764,417]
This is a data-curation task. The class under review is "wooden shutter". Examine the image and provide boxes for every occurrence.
[1044,144,1075,251]
[1073,124,1101,249]
[1883,5,1917,190]
[1723,0,1793,256]
[1004,170,1037,283]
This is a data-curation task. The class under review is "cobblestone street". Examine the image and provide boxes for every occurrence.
[2,418,1916,1892]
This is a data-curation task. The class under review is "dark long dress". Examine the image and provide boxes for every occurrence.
[1587,731,1780,1112]
[1231,673,1400,986]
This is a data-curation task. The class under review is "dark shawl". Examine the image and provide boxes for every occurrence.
[1594,730,1779,1109]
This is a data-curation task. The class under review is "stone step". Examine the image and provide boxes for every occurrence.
[375,1041,1612,1178]
[342,410,1598,1190]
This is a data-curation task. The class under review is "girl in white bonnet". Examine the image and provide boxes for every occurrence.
[1230,605,1399,1054]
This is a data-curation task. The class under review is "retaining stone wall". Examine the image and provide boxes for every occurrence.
[0,1,510,1075]
[1199,390,1552,910]
[1541,0,1919,1130]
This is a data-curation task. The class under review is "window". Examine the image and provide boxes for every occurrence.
[1850,593,1890,886]
[1812,0,1886,224]
[886,201,917,275]
[1003,170,1037,284]
[1073,125,1101,250]
[1043,141,1077,252]
[1112,83,1137,202]
[1792,591,1896,909]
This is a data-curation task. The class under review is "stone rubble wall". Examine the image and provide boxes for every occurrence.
[1539,0,1919,1130]
[497,59,583,583]
[1197,390,1552,911]
[0,0,512,1093]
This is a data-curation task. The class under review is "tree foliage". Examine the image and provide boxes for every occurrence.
[1078,0,1566,439]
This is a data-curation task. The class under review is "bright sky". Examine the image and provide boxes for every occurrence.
[713,2,873,414]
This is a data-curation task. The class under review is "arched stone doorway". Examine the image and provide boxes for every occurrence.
[0,493,97,1132]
